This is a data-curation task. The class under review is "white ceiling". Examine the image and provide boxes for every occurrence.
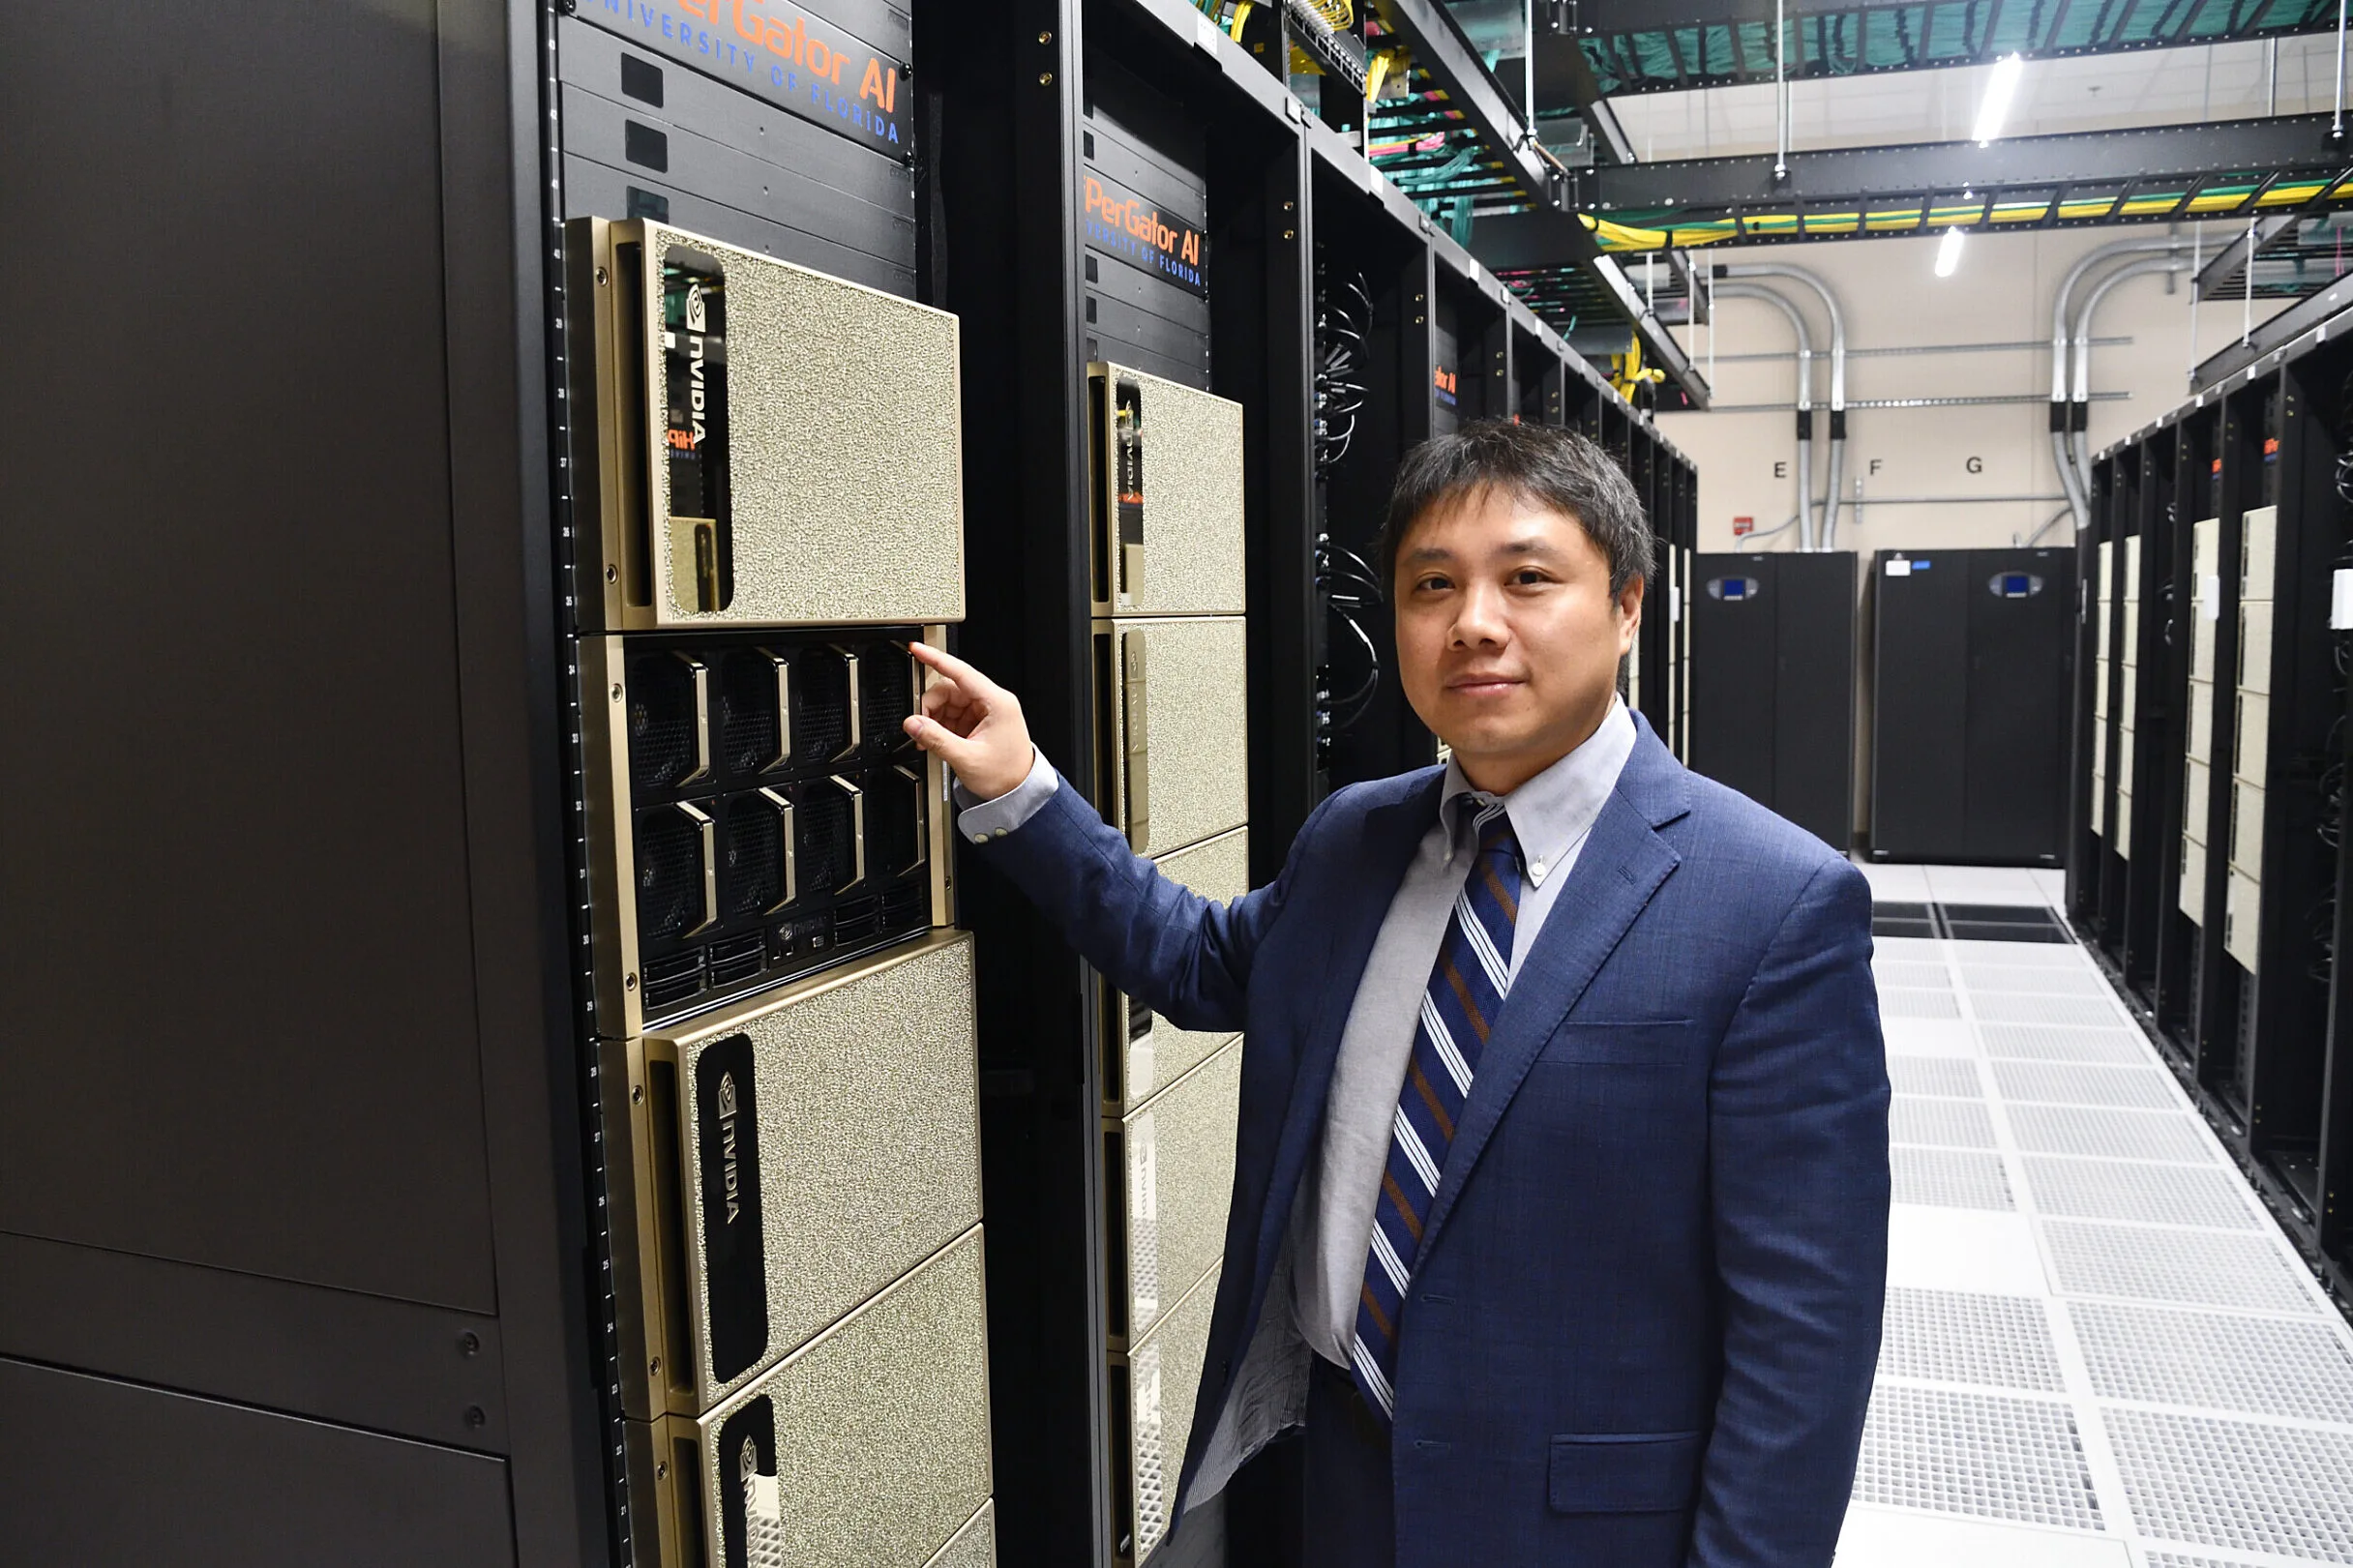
[1610,33,2347,162]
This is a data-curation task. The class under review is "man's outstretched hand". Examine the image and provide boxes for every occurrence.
[905,641,1037,802]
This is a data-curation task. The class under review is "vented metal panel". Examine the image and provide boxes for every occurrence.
[2104,1408,2353,1560]
[2007,1106,2216,1163]
[1980,1024,2150,1064]
[2041,1220,2320,1312]
[1088,363,1246,618]
[1117,1262,1221,1565]
[1970,993,2126,1027]
[604,932,981,1417]
[1886,1056,1983,1097]
[1881,989,1963,1020]
[2020,1158,2261,1228]
[571,217,965,629]
[1850,1385,2101,1529]
[1989,1061,2180,1109]
[633,1228,993,1568]
[1115,1038,1241,1348]
[1958,963,2105,996]
[1878,1287,2063,1390]
[1889,1096,1998,1149]
[1098,617,1250,856]
[1891,1146,2014,1209]
[1110,826,1249,1112]
[2073,1303,2353,1420]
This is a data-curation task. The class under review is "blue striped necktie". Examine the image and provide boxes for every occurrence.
[1351,806,1523,1425]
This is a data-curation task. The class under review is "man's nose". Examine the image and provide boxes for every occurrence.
[1451,582,1509,646]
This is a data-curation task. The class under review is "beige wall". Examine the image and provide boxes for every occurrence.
[1655,225,2295,556]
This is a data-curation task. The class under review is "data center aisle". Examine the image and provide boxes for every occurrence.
[1833,863,2353,1568]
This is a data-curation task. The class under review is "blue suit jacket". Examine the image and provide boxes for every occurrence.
[977,717,1889,1567]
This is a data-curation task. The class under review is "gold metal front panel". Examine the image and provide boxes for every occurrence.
[2226,868,2263,973]
[2239,600,2275,695]
[604,932,981,1418]
[573,218,965,630]
[2189,678,2215,762]
[629,1228,994,1568]
[1109,827,1250,1113]
[1097,616,1249,857]
[1114,1262,1221,1567]
[1113,1037,1241,1350]
[2185,756,2210,846]
[2180,839,2206,924]
[2242,505,2279,602]
[1089,363,1246,618]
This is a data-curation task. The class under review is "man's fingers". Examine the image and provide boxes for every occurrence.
[908,640,1007,703]
[904,714,981,768]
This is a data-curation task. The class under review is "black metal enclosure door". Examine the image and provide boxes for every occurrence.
[1964,548,2075,864]
[1872,553,1970,858]
[1773,551,1858,850]
[1687,555,1778,811]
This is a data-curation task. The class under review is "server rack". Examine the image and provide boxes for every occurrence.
[1869,547,2077,864]
[1687,552,1858,849]
[2080,312,2353,1309]
[0,1,1664,1564]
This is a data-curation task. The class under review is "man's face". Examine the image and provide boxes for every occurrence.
[1393,485,1643,795]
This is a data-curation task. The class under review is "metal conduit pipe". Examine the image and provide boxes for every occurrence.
[1722,262,1847,547]
[2049,236,2188,530]
[1715,282,1817,548]
[2071,258,2190,496]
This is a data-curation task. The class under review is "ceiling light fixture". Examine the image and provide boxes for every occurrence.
[1936,226,1967,278]
[1974,53,2025,145]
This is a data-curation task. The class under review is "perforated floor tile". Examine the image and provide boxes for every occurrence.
[2020,1159,2261,1230]
[2070,1302,2353,1422]
[1961,965,2111,997]
[1889,1056,1985,1098]
[2104,1408,2353,1559]
[1981,1025,2155,1065]
[1876,961,1954,990]
[1945,939,2084,965]
[1852,1384,2102,1530]
[2042,1223,2321,1315]
[1894,1147,2016,1210]
[2007,1107,2217,1164]
[1885,989,1965,1020]
[1880,1287,2064,1390]
[1991,1062,2183,1110]
[1892,1097,2000,1149]
[1973,992,2132,1027]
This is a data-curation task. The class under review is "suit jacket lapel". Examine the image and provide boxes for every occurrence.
[1413,726,1688,1270]
[1253,770,1445,1274]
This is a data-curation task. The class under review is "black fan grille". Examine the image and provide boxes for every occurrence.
[636,808,704,940]
[718,652,782,776]
[722,795,784,918]
[796,783,854,893]
[861,644,915,754]
[628,655,699,791]
[791,648,850,763]
[869,769,922,877]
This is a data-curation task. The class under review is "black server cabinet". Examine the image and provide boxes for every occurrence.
[1688,553,1857,849]
[1871,547,2077,864]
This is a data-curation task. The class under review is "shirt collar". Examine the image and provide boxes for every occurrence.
[1439,697,1638,887]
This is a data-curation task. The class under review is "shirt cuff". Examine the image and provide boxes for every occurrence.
[953,747,1058,842]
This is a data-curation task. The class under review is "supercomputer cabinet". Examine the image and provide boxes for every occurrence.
[568,207,994,1568]
[1871,547,2076,864]
[1687,551,1857,850]
[1087,359,1248,1565]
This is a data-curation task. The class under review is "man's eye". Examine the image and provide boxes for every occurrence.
[1415,575,1452,592]
[1512,570,1551,585]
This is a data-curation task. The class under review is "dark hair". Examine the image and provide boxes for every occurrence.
[1374,420,1653,597]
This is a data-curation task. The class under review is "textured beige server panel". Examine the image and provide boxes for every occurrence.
[570,218,965,630]
[2237,691,2271,784]
[1679,547,1693,762]
[603,932,981,1419]
[2226,869,2264,973]
[1112,1037,1242,1351]
[2117,731,2135,796]
[628,1228,994,1568]
[2230,781,2266,878]
[1114,1261,1222,1567]
[2238,601,2276,695]
[1107,826,1250,1114]
[2090,723,2106,837]
[2242,505,2279,601]
[1089,364,1247,618]
[2185,757,2210,847]
[2188,679,2215,762]
[2116,789,2133,848]
[2180,839,2207,922]
[2096,541,2114,661]
[1097,616,1251,856]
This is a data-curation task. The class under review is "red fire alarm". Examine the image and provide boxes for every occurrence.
[1732,516,1754,537]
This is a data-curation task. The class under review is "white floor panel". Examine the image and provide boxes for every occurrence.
[1842,869,2353,1568]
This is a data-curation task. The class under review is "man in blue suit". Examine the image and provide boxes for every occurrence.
[906,421,1888,1566]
